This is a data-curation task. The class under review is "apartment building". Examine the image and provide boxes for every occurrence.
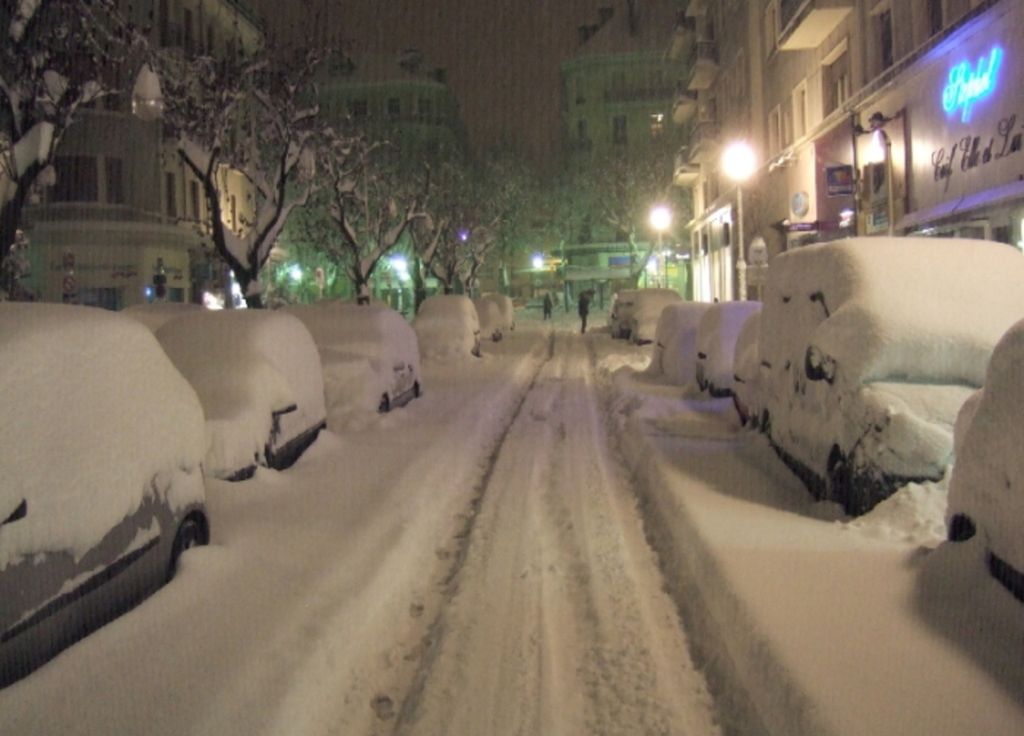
[561,0,690,301]
[23,0,263,309]
[674,0,1020,302]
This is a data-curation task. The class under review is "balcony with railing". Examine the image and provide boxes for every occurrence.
[686,39,719,91]
[673,148,700,186]
[668,11,696,62]
[778,0,852,51]
[672,86,698,125]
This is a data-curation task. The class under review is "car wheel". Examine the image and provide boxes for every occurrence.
[378,393,391,413]
[826,445,850,505]
[948,513,976,542]
[168,514,208,581]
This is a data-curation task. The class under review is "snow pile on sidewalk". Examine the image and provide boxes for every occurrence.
[597,344,1024,736]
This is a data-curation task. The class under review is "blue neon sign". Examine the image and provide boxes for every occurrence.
[942,46,1004,123]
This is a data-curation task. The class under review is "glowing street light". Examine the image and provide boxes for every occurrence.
[532,253,544,270]
[648,205,672,288]
[721,140,757,300]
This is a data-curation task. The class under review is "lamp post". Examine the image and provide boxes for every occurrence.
[648,204,672,288]
[721,141,756,301]
[854,111,897,237]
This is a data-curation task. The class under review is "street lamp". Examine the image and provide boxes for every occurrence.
[131,63,165,122]
[855,111,896,237]
[721,140,756,301]
[648,204,672,288]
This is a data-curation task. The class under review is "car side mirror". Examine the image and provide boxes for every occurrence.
[3,499,27,526]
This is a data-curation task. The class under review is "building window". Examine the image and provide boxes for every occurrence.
[782,104,793,148]
[165,171,177,218]
[612,115,627,145]
[823,45,850,116]
[350,98,368,118]
[418,97,432,122]
[158,0,169,47]
[768,106,781,155]
[577,119,589,146]
[189,180,201,221]
[926,0,943,37]
[105,157,124,205]
[387,97,401,118]
[764,1,777,57]
[183,8,194,55]
[52,156,98,202]
[650,113,664,139]
[877,8,894,72]
[793,83,807,139]
[207,26,215,54]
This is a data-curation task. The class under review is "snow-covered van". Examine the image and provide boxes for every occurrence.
[759,237,1024,515]
[1,304,209,687]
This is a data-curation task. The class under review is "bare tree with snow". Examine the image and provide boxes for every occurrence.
[0,0,139,263]
[155,45,322,308]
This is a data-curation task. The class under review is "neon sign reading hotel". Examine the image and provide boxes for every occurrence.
[942,46,1003,123]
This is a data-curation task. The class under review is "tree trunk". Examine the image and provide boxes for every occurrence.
[0,164,40,261]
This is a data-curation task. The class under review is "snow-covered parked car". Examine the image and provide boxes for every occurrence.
[481,293,515,333]
[731,310,764,426]
[155,310,326,480]
[472,296,505,342]
[759,236,1024,516]
[624,288,683,345]
[0,303,209,687]
[647,301,711,385]
[121,302,203,332]
[283,302,421,416]
[608,289,641,339]
[414,294,481,359]
[947,318,1024,603]
[695,301,762,398]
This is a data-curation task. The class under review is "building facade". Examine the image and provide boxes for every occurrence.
[22,0,263,309]
[673,0,1017,303]
[560,0,691,305]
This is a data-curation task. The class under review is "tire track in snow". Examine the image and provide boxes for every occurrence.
[391,330,722,736]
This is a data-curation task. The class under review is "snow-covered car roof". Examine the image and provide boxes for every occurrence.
[283,302,421,418]
[0,304,206,567]
[696,301,762,397]
[155,310,326,479]
[472,297,504,339]
[761,237,1024,388]
[949,317,1024,575]
[479,293,514,330]
[121,302,203,332]
[627,289,683,343]
[649,301,711,386]
[414,295,481,359]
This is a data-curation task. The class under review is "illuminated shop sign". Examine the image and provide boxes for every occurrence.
[942,46,1003,123]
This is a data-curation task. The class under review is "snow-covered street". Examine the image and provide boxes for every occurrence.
[3,308,1024,736]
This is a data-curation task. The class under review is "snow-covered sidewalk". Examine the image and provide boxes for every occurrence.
[602,355,1024,736]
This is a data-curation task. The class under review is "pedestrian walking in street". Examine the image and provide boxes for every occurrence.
[543,292,553,320]
[578,289,592,334]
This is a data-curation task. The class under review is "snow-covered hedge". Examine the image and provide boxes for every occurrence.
[155,310,326,479]
[695,301,762,398]
[0,303,206,567]
[948,317,1024,600]
[647,301,711,386]
[759,237,1024,515]
[283,302,421,419]
[414,295,481,359]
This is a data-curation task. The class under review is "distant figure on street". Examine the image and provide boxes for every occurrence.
[578,289,592,334]
[542,292,553,320]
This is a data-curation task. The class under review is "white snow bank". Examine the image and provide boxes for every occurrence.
[282,302,420,421]
[155,310,325,479]
[948,317,1024,573]
[414,294,481,359]
[696,301,762,397]
[647,301,711,385]
[0,304,206,567]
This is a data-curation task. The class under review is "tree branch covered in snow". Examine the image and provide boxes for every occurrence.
[155,44,325,308]
[0,0,142,261]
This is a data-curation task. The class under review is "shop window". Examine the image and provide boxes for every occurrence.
[52,156,98,202]
[80,287,122,311]
[105,157,124,205]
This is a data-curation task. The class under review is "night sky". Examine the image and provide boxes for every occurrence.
[252,0,599,172]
